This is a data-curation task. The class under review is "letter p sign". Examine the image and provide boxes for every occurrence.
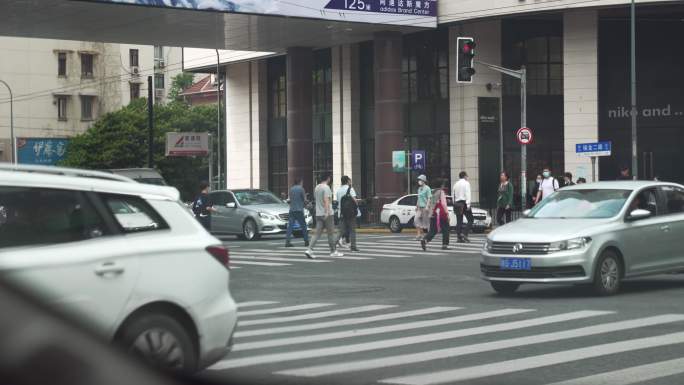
[411,150,426,172]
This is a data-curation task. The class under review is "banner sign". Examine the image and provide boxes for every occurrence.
[166,132,209,157]
[16,138,69,165]
[575,141,612,157]
[392,150,406,173]
[86,0,438,27]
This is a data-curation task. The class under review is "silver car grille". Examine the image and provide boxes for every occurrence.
[490,242,550,255]
[279,213,289,221]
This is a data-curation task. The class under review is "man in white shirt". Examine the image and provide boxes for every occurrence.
[452,171,474,243]
[535,167,560,204]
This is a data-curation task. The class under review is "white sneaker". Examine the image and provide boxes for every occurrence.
[337,240,349,249]
[305,249,316,259]
[330,251,345,257]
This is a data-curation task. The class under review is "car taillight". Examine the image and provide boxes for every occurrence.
[206,245,230,269]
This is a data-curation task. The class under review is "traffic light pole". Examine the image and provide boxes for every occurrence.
[475,61,527,209]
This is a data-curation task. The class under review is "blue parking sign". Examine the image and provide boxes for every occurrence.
[411,150,426,172]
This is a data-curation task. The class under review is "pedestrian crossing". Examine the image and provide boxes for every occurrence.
[211,300,684,385]
[227,234,486,270]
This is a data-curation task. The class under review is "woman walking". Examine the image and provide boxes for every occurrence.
[414,175,432,240]
[496,172,513,226]
[421,182,450,250]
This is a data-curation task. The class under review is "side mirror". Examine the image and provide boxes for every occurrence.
[226,202,237,209]
[628,209,651,221]
[522,209,532,217]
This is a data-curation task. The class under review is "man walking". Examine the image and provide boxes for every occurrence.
[192,181,216,231]
[453,171,474,243]
[421,182,450,250]
[285,178,309,248]
[535,167,560,203]
[305,173,343,259]
[415,175,432,240]
[335,176,360,252]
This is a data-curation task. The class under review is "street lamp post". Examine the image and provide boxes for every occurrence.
[630,0,638,179]
[0,80,15,164]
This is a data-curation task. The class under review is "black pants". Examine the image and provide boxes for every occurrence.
[424,216,449,245]
[496,207,512,226]
[455,201,473,239]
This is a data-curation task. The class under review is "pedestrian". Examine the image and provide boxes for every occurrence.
[528,174,543,208]
[577,177,587,184]
[335,176,360,252]
[535,167,559,204]
[618,165,632,180]
[414,175,432,241]
[191,181,216,231]
[496,172,513,226]
[453,171,474,243]
[285,177,310,248]
[563,172,575,187]
[305,173,343,259]
[421,182,450,251]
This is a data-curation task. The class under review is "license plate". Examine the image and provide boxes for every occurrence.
[475,220,485,226]
[500,258,532,271]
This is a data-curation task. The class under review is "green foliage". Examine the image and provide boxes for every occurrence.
[60,98,220,201]
[168,72,196,102]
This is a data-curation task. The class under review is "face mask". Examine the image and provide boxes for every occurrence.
[543,172,550,178]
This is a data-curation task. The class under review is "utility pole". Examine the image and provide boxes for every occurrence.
[216,50,222,190]
[147,76,154,168]
[0,80,14,164]
[630,0,638,179]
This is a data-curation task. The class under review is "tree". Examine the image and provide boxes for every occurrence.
[60,98,219,201]
[168,72,196,103]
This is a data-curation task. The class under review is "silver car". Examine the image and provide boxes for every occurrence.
[481,181,684,296]
[209,189,312,240]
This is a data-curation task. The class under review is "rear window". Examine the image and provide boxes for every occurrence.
[101,194,169,233]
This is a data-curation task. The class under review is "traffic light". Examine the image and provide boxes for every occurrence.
[457,37,476,83]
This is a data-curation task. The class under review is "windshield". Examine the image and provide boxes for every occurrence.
[528,189,632,219]
[234,190,282,206]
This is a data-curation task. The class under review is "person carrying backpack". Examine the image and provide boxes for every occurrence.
[335,176,360,252]
[535,167,560,203]
[192,181,216,231]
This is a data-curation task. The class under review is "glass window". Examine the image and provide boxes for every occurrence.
[155,73,165,89]
[628,188,659,216]
[80,96,94,120]
[529,189,632,219]
[662,186,684,214]
[80,53,93,78]
[58,52,67,77]
[130,83,140,100]
[0,187,108,249]
[129,49,139,67]
[268,56,288,197]
[233,190,282,206]
[398,196,418,206]
[57,96,68,121]
[102,194,168,233]
[312,49,333,186]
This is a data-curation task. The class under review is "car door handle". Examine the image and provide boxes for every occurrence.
[660,225,671,232]
[95,262,125,277]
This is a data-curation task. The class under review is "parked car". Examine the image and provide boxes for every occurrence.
[481,181,684,296]
[209,189,313,240]
[107,168,168,186]
[380,194,493,233]
[0,164,237,373]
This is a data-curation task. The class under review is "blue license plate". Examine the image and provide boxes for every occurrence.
[500,258,532,271]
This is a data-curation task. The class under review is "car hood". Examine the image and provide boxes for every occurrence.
[489,218,612,243]
[246,203,290,215]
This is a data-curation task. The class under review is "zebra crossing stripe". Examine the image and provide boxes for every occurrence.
[230,255,330,263]
[277,314,684,377]
[239,303,334,317]
[210,310,606,370]
[544,357,684,385]
[231,261,291,267]
[236,301,279,308]
[238,251,372,260]
[239,305,396,327]
[379,331,684,385]
[232,308,532,352]
[235,307,461,338]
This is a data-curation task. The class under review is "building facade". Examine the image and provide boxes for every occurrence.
[0,37,183,163]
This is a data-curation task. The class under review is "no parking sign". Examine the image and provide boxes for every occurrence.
[516,127,534,145]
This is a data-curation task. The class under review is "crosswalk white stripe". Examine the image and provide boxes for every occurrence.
[231,261,291,267]
[239,305,397,326]
[237,251,372,260]
[232,308,532,352]
[210,310,607,370]
[230,255,330,263]
[239,303,334,317]
[236,301,280,308]
[234,307,461,338]
[277,314,684,377]
[544,357,684,385]
[379,330,684,385]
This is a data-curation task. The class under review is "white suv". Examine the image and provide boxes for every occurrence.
[0,164,238,373]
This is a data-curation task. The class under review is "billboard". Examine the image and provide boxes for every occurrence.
[16,138,69,165]
[166,132,210,157]
[87,0,438,27]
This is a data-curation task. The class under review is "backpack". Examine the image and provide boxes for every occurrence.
[192,196,203,217]
[340,186,358,220]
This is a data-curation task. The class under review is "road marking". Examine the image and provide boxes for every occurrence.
[231,255,330,263]
[379,330,684,385]
[236,301,280,308]
[544,357,684,385]
[211,310,610,370]
[239,303,334,317]
[230,261,291,267]
[235,307,461,338]
[278,314,684,377]
[232,308,532,352]
[239,305,396,326]
[238,250,372,260]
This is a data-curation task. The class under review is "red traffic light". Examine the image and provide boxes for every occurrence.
[462,42,475,55]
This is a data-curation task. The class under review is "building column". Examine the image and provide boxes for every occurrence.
[563,10,599,182]
[286,47,314,191]
[226,62,252,189]
[373,31,403,201]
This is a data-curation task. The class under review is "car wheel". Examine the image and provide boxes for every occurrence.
[121,314,197,373]
[389,216,402,233]
[491,281,520,295]
[243,219,260,241]
[593,250,622,296]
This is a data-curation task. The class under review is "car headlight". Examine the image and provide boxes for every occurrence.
[548,237,592,252]
[484,239,493,252]
[258,212,277,221]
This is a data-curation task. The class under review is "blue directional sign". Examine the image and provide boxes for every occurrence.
[575,141,612,157]
[411,150,426,172]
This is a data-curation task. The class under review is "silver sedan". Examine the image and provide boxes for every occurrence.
[481,181,684,296]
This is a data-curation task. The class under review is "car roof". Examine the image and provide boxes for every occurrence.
[0,164,180,201]
[562,181,682,190]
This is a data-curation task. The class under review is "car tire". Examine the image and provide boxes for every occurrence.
[243,218,261,241]
[389,216,402,233]
[120,314,197,373]
[491,281,520,295]
[593,250,622,296]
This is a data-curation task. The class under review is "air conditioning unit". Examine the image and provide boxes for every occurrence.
[131,66,140,78]
[155,88,164,99]
[158,59,165,69]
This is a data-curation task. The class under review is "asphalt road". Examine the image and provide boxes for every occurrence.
[205,231,684,385]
